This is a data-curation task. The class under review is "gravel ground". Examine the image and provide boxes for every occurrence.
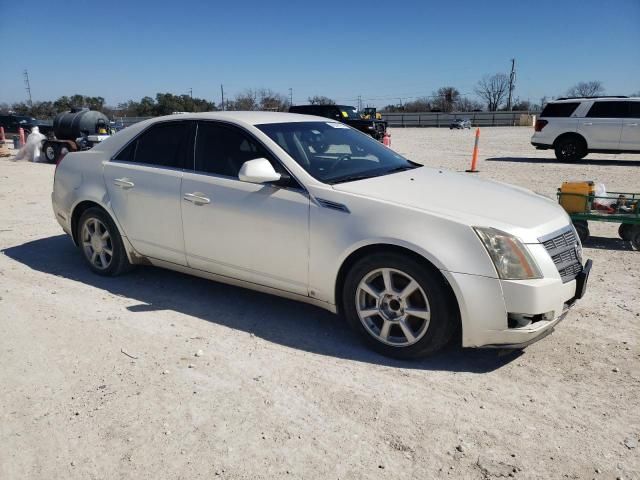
[1,127,639,479]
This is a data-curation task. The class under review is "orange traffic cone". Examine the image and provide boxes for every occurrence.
[466,128,480,173]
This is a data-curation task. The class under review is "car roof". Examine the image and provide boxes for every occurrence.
[550,97,639,103]
[138,111,326,125]
[91,111,334,155]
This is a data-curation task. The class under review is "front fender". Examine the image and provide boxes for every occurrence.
[308,191,497,305]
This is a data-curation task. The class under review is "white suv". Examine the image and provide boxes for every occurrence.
[531,97,640,161]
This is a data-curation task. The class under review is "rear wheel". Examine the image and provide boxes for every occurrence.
[573,220,590,243]
[43,141,59,164]
[77,207,132,276]
[554,136,587,162]
[342,252,457,359]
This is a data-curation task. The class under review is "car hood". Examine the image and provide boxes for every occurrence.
[331,166,570,243]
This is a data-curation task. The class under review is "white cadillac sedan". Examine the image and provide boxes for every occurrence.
[52,112,591,358]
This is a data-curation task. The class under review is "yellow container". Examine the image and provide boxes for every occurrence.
[559,181,595,213]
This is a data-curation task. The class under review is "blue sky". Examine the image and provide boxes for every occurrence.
[1,0,638,108]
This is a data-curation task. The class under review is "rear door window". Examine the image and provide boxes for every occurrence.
[195,122,276,177]
[586,101,629,118]
[540,102,580,117]
[628,102,640,118]
[115,121,191,168]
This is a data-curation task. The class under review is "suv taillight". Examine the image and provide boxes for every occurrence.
[534,119,548,132]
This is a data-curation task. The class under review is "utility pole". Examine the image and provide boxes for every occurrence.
[221,84,225,111]
[288,87,293,106]
[507,58,516,111]
[188,88,193,98]
[23,69,33,107]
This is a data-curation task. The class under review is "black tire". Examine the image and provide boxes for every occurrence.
[342,252,457,359]
[43,141,59,164]
[554,135,587,162]
[618,223,633,241]
[77,207,133,276]
[573,220,590,243]
[630,225,640,251]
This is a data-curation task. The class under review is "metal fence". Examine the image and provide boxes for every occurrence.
[380,111,539,128]
[115,111,539,129]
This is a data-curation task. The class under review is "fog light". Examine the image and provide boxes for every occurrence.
[508,311,554,328]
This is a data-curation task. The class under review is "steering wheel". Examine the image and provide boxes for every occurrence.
[328,154,352,172]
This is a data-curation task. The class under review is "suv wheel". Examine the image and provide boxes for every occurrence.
[554,136,586,162]
[342,252,457,359]
[77,207,133,276]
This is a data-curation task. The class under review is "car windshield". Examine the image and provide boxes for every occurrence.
[340,106,361,120]
[257,121,420,184]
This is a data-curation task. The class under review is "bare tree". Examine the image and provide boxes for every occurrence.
[475,74,509,111]
[455,97,484,112]
[256,89,289,111]
[566,81,604,98]
[228,90,259,111]
[431,87,460,112]
[308,95,336,105]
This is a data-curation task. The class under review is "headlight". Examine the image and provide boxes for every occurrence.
[474,227,542,280]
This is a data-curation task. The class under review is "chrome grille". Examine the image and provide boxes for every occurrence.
[540,226,583,283]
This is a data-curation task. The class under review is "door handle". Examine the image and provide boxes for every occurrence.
[582,122,593,126]
[114,178,135,189]
[183,192,211,205]
[628,123,638,127]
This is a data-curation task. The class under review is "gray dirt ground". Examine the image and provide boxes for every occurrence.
[1,127,639,479]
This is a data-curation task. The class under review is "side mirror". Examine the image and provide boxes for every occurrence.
[238,158,281,184]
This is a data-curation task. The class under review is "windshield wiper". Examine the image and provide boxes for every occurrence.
[384,165,421,174]
[329,164,421,184]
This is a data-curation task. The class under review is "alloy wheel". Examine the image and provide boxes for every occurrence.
[81,217,113,270]
[355,268,431,347]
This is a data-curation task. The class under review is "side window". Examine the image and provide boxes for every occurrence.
[586,101,629,118]
[628,102,640,118]
[116,121,190,168]
[539,102,580,117]
[115,141,136,162]
[195,122,277,177]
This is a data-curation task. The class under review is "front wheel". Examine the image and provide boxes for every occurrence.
[77,207,133,276]
[342,252,457,359]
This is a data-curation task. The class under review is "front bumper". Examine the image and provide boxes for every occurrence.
[443,259,591,349]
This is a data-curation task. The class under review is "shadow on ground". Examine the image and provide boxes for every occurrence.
[486,156,640,167]
[2,235,523,373]
[584,235,634,251]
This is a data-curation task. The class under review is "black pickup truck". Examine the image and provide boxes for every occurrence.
[289,104,387,141]
[0,114,54,136]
